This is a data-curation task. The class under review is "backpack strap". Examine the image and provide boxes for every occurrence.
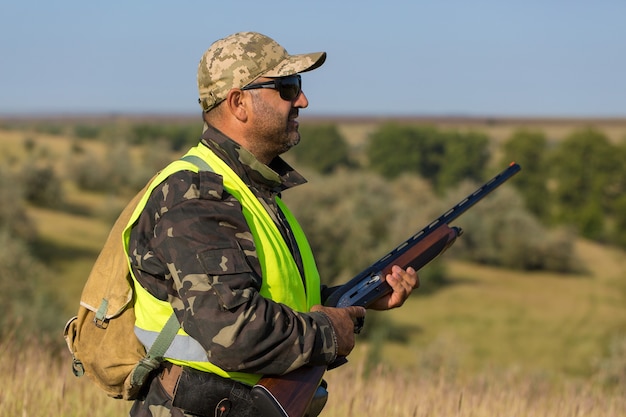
[180,154,214,173]
[130,313,180,387]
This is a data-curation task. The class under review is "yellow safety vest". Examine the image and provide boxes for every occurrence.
[123,144,321,386]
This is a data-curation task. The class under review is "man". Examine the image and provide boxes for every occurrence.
[126,32,419,417]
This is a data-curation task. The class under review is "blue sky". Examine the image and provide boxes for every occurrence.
[1,0,625,117]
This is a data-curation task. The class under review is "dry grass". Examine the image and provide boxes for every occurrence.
[0,338,130,417]
[323,358,625,417]
[1,338,623,417]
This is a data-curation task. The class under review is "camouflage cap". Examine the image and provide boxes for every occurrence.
[197,32,326,112]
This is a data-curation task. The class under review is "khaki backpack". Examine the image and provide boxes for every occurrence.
[63,176,179,400]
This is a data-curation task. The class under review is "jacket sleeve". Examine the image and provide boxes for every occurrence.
[128,170,337,375]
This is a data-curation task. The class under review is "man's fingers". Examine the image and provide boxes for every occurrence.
[405,266,420,288]
[389,265,419,290]
[346,306,367,319]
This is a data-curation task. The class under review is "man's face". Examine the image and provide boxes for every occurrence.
[246,76,309,158]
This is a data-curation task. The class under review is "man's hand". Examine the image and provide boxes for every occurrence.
[368,265,419,310]
[311,305,366,357]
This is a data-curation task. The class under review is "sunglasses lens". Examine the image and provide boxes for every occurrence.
[278,76,301,100]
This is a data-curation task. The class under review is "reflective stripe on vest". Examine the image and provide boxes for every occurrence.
[123,144,321,386]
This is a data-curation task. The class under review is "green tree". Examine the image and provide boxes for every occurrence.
[0,166,35,241]
[129,138,177,189]
[292,124,352,174]
[437,130,490,191]
[608,141,626,213]
[367,124,489,192]
[21,165,64,208]
[611,194,626,247]
[0,168,63,337]
[105,139,135,190]
[0,230,63,337]
[70,138,136,193]
[366,123,442,180]
[129,123,201,151]
[549,128,619,240]
[74,124,102,139]
[607,142,626,247]
[502,129,550,221]
[449,184,579,272]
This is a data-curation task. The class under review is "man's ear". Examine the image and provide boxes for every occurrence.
[224,89,249,122]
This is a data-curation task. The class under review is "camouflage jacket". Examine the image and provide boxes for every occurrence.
[128,125,337,376]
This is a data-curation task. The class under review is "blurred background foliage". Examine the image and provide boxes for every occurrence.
[0,117,625,349]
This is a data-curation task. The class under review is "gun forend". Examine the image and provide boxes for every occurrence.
[326,224,460,308]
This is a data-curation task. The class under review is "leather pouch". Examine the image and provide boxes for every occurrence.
[172,367,256,417]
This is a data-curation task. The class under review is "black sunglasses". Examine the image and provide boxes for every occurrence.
[241,74,302,101]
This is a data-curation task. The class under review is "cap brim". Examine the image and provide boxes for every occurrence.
[263,51,327,77]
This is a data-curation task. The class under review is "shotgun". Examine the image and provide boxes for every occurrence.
[251,162,522,417]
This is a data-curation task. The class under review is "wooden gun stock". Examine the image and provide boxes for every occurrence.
[252,366,326,417]
[251,163,521,417]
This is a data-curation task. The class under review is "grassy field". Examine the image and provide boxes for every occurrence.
[1,117,626,415]
[2,338,624,417]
